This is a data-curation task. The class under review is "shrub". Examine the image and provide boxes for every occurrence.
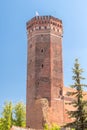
[44,123,60,130]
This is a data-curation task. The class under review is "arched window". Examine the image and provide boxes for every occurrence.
[41,64,44,68]
[59,88,62,96]
[41,49,44,53]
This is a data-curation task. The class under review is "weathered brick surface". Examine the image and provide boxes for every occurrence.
[26,16,64,129]
[50,34,63,99]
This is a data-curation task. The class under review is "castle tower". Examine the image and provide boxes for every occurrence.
[26,16,64,129]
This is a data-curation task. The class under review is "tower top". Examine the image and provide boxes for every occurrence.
[26,16,63,36]
[27,16,62,24]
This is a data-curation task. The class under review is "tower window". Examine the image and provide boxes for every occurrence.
[39,26,41,30]
[59,89,62,96]
[45,26,47,29]
[30,59,32,63]
[41,49,44,53]
[41,64,44,68]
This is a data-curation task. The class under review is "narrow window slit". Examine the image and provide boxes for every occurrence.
[41,64,44,68]
[41,49,43,53]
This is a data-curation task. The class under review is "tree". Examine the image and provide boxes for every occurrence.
[0,101,26,130]
[66,59,87,130]
[13,102,26,127]
[0,102,13,130]
[0,118,5,130]
[44,123,61,130]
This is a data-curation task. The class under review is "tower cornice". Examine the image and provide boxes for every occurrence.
[26,16,63,36]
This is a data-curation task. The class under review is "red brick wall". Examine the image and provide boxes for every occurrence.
[35,34,51,100]
[50,33,63,100]
[48,99,64,125]
[26,16,64,129]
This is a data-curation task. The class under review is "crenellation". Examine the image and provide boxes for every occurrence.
[26,16,63,35]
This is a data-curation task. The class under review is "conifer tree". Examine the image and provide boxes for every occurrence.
[0,102,13,130]
[13,102,26,127]
[0,101,26,130]
[66,59,87,130]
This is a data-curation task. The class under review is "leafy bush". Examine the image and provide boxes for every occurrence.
[44,123,60,130]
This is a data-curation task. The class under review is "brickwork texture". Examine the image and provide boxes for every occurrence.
[26,16,66,129]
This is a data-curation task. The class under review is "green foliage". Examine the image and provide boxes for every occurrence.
[44,123,60,130]
[44,123,49,130]
[0,102,13,130]
[50,124,60,130]
[0,118,6,130]
[0,101,26,130]
[14,102,26,127]
[66,59,87,130]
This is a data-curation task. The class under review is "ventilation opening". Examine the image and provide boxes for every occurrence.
[39,26,41,29]
[59,89,62,96]
[41,64,44,68]
[30,59,32,62]
[45,26,47,29]
[41,49,44,53]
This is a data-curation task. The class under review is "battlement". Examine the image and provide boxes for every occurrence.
[26,16,63,34]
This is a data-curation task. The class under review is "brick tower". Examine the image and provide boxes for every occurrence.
[26,16,64,129]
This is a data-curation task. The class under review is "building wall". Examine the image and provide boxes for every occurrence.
[50,33,63,100]
[26,16,64,129]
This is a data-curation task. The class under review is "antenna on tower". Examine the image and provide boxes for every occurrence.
[36,11,39,16]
